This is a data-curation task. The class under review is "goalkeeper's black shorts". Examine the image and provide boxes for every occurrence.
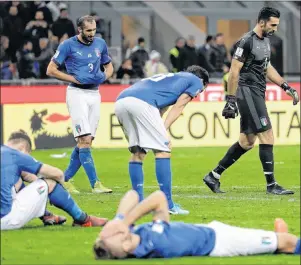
[236,86,272,135]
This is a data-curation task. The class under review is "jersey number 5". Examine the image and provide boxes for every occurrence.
[143,73,174,82]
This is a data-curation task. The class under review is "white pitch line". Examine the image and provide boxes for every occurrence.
[110,185,300,190]
[172,194,299,202]
[78,191,300,202]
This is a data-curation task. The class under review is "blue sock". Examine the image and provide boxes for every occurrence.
[155,158,174,209]
[79,148,99,188]
[48,183,87,222]
[294,239,301,254]
[129,162,144,201]
[65,147,81,182]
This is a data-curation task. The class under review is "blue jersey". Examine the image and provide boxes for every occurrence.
[116,72,204,109]
[132,221,215,258]
[52,36,111,86]
[0,145,42,218]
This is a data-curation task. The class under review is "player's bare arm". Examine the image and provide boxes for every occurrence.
[46,61,80,84]
[267,63,299,105]
[266,62,284,86]
[21,171,38,183]
[100,190,139,239]
[227,59,244,96]
[38,164,65,185]
[14,172,38,192]
[124,190,170,226]
[103,62,114,80]
[164,93,192,129]
[14,178,24,192]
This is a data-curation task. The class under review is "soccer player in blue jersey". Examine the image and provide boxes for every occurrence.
[115,65,209,215]
[1,130,108,230]
[94,190,301,259]
[46,15,113,194]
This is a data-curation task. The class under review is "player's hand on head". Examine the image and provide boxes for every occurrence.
[286,87,299,105]
[100,220,129,240]
[222,95,239,119]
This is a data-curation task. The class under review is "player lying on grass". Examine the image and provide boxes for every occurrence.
[1,130,108,230]
[94,190,301,259]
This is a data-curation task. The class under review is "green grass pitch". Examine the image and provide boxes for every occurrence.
[1,145,300,264]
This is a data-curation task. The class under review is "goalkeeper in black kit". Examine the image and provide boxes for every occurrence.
[203,7,299,195]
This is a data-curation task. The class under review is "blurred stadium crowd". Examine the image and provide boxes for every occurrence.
[0,1,284,83]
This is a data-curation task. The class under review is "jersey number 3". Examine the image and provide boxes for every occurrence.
[88,63,94,73]
[143,73,174,82]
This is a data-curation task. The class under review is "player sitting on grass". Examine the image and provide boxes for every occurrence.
[1,130,108,230]
[93,190,300,259]
[17,171,67,226]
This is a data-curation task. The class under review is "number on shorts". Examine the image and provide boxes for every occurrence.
[142,73,174,82]
[88,63,94,72]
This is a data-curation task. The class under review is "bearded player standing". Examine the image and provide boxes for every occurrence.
[47,15,113,194]
[203,7,299,195]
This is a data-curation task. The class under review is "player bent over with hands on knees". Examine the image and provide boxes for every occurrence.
[115,65,209,215]
[1,130,108,230]
[46,15,113,194]
[93,189,301,259]
[204,7,299,195]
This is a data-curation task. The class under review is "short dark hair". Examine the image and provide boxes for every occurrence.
[8,130,32,152]
[77,15,95,28]
[93,241,113,260]
[138,37,145,44]
[185,65,209,86]
[258,7,280,22]
[206,35,213,43]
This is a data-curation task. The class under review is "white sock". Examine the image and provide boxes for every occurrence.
[212,171,221,180]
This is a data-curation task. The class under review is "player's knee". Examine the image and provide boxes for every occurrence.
[240,142,254,150]
[258,129,274,145]
[154,151,171,159]
[129,146,146,162]
[77,135,92,148]
[239,139,255,150]
[130,152,146,162]
[44,179,57,193]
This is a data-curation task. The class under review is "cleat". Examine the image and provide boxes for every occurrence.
[42,214,67,226]
[267,183,294,195]
[203,172,225,193]
[274,218,288,233]
[72,215,108,227]
[169,203,189,215]
[64,180,80,194]
[92,181,112,194]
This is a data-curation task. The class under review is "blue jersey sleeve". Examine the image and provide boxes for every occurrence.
[101,41,111,65]
[52,40,70,66]
[15,152,42,175]
[184,76,204,98]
